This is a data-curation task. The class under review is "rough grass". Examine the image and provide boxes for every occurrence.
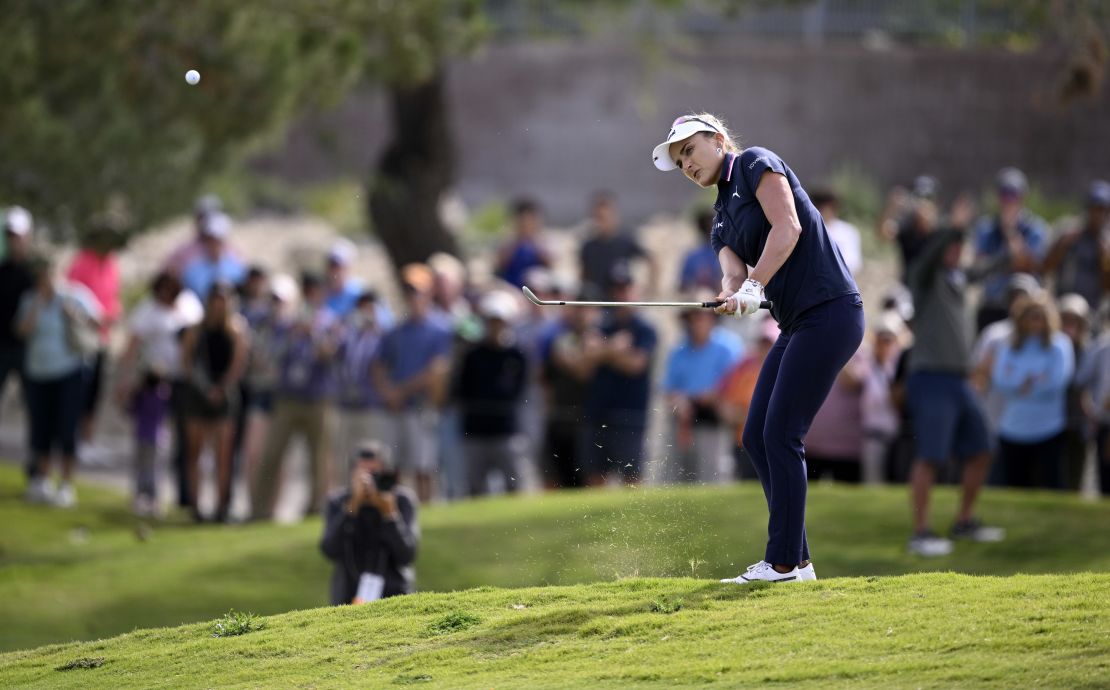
[2,465,1109,654]
[1,573,1107,689]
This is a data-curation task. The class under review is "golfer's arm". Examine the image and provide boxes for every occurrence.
[717,246,748,294]
[748,172,802,287]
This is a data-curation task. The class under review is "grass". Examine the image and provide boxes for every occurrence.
[0,573,1107,688]
[1,465,1109,654]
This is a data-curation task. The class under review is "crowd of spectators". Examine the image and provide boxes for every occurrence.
[1,169,1108,548]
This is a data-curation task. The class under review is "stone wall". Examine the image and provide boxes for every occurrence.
[255,39,1110,225]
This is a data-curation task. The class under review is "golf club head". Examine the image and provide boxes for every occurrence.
[521,286,543,305]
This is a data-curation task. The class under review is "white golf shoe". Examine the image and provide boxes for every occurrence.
[798,562,817,581]
[908,531,953,557]
[720,560,801,584]
[54,482,77,509]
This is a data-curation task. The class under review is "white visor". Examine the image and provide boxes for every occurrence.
[651,116,721,171]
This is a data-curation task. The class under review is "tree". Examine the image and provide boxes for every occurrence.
[0,0,365,236]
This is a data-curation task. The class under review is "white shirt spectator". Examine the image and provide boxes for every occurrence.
[825,217,862,275]
[127,291,203,378]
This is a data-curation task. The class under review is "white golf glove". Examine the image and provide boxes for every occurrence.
[730,279,764,317]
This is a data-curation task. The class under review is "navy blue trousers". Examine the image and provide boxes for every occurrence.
[741,294,865,566]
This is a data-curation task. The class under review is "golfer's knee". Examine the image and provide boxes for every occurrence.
[741,425,764,457]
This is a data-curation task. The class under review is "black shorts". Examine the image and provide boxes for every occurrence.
[182,382,240,422]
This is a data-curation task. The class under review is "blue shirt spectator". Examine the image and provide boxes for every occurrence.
[991,329,1073,444]
[496,198,550,288]
[678,245,723,292]
[275,312,342,403]
[971,168,1048,332]
[663,327,744,396]
[336,315,384,410]
[376,315,452,409]
[973,214,1048,306]
[181,253,246,302]
[17,281,101,380]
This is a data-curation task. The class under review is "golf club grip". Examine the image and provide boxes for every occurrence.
[701,300,774,310]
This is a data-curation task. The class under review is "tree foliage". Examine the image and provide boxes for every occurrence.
[0,0,368,234]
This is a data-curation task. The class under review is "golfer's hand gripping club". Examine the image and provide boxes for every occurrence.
[715,279,768,317]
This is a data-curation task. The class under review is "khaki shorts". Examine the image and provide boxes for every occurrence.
[378,409,440,474]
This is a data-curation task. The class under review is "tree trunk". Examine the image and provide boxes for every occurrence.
[367,68,460,273]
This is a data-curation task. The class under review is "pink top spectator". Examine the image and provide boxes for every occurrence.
[67,249,121,340]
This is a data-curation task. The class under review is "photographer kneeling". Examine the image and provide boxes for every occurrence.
[320,441,419,605]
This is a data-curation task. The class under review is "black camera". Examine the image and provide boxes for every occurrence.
[370,471,397,493]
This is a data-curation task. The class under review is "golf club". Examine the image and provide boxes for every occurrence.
[522,286,772,311]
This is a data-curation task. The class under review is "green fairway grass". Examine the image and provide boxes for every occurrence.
[1,573,1107,689]
[1,465,1108,654]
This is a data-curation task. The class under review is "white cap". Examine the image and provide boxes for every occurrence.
[269,273,299,303]
[200,211,231,240]
[3,206,32,236]
[327,238,356,266]
[652,116,722,171]
[478,290,520,323]
[1058,293,1090,321]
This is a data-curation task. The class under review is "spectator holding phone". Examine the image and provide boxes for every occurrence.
[320,441,419,605]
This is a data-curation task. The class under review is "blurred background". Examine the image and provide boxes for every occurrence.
[1,0,1109,654]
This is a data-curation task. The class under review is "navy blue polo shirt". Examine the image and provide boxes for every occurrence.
[710,147,858,331]
[588,312,658,423]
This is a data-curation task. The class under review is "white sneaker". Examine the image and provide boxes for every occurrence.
[25,478,55,504]
[720,560,802,584]
[798,563,817,581]
[54,482,77,509]
[908,531,953,557]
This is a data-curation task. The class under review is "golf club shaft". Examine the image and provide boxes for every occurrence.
[522,287,771,310]
[530,299,772,309]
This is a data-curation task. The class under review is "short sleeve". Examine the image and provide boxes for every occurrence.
[739,147,788,194]
[1023,217,1049,259]
[127,299,153,337]
[710,224,725,255]
[67,283,102,321]
[972,217,994,256]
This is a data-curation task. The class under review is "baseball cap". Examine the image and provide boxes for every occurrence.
[478,290,520,323]
[194,194,223,217]
[327,238,356,266]
[652,115,722,171]
[199,211,231,240]
[354,440,393,468]
[1086,180,1110,208]
[1058,293,1090,321]
[873,311,907,339]
[1007,272,1041,296]
[996,167,1028,196]
[3,206,32,236]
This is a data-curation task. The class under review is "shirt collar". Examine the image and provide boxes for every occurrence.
[718,152,738,187]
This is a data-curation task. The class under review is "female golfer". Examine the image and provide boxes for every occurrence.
[653,114,863,583]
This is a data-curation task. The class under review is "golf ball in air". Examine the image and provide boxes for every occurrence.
[185,70,200,85]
